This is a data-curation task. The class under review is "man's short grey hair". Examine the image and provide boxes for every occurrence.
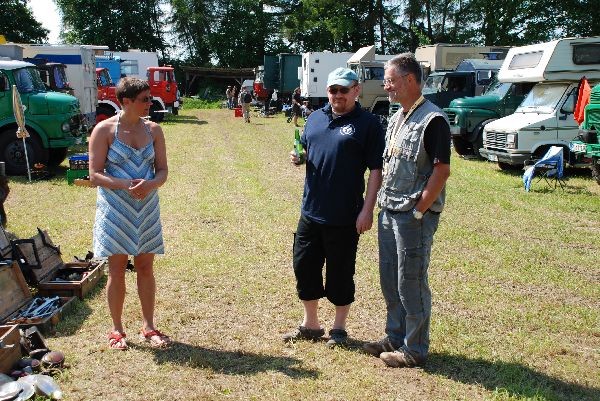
[384,53,422,84]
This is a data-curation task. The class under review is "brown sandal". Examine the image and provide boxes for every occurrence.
[139,328,172,348]
[108,331,128,350]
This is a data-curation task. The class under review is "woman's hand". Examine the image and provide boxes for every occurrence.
[128,179,153,200]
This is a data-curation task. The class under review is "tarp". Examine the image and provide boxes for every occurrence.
[574,76,591,125]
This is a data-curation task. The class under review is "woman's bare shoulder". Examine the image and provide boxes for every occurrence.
[91,116,118,138]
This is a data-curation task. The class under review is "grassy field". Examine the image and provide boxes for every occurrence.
[4,106,599,401]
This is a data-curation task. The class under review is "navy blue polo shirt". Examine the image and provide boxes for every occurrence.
[300,102,385,226]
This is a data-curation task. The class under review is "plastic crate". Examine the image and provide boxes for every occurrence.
[234,107,242,117]
[67,169,89,185]
[68,154,89,170]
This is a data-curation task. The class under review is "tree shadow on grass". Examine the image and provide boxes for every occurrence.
[425,352,599,401]
[136,341,319,379]
[162,115,207,125]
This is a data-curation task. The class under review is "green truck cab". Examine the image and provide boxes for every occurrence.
[0,60,84,175]
[444,80,535,156]
[570,83,600,185]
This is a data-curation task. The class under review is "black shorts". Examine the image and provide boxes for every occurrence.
[292,104,302,116]
[292,214,359,306]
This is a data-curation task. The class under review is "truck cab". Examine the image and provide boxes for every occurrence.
[445,79,535,156]
[147,66,180,121]
[96,67,120,123]
[0,60,84,175]
[479,37,600,169]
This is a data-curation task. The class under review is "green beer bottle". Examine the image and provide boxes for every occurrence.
[294,128,304,164]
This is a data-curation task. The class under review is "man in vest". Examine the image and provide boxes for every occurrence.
[363,53,451,367]
[285,68,385,348]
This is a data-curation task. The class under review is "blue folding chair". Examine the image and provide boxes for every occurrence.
[523,146,566,191]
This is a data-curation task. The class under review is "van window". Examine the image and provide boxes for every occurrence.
[561,88,577,114]
[476,70,495,86]
[518,83,569,114]
[121,60,139,76]
[573,44,600,64]
[509,51,544,69]
[363,66,384,81]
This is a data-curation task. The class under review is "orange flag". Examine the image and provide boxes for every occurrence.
[574,76,591,125]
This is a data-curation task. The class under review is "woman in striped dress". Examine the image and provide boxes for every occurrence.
[89,78,171,350]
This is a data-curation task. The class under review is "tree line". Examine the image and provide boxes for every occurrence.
[2,0,599,68]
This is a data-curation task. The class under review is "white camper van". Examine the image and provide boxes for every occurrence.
[300,51,354,106]
[415,44,510,78]
[21,44,108,128]
[480,37,600,169]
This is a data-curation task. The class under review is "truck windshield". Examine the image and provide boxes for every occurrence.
[53,66,69,90]
[423,74,444,94]
[98,70,113,87]
[14,67,46,93]
[517,83,569,114]
[484,81,512,97]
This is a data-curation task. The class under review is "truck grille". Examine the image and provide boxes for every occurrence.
[445,111,456,124]
[485,131,507,148]
[70,115,83,137]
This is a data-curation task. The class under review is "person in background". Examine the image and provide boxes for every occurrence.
[285,68,385,348]
[225,85,234,109]
[291,87,302,127]
[363,53,451,368]
[89,77,172,350]
[240,87,253,123]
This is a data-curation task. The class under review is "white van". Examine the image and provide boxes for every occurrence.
[480,37,600,169]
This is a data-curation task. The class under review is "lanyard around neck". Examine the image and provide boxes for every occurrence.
[385,96,425,160]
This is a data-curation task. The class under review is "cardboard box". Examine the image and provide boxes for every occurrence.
[0,324,21,374]
[0,261,76,335]
[12,229,105,300]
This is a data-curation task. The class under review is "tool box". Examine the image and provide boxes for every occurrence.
[0,324,21,374]
[12,229,106,300]
[0,260,75,335]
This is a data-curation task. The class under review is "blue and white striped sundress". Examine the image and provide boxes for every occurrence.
[93,115,164,256]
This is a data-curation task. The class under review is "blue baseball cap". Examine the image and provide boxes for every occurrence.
[327,67,358,87]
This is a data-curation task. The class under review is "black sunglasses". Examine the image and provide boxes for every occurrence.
[328,84,357,95]
[135,96,152,103]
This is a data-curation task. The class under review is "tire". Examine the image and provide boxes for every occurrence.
[48,147,68,167]
[372,105,389,129]
[150,103,164,123]
[452,136,471,155]
[0,129,49,176]
[96,105,116,124]
[498,161,522,171]
[591,158,600,185]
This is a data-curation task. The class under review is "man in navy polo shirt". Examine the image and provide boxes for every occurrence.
[284,68,385,347]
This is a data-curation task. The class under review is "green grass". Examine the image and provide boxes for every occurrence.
[181,97,223,110]
[4,109,599,400]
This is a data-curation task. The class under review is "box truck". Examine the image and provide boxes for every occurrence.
[300,51,354,107]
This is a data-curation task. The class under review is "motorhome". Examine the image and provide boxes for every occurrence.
[21,44,108,128]
[480,37,600,169]
[110,50,159,80]
[415,44,509,78]
[300,51,354,107]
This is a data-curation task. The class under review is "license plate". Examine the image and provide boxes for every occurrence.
[570,143,586,152]
[487,154,498,162]
[450,126,461,136]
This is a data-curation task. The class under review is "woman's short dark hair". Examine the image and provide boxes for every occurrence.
[116,77,150,103]
[385,53,422,84]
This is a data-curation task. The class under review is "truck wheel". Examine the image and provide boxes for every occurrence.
[452,137,471,155]
[48,147,68,167]
[0,129,49,176]
[150,103,164,123]
[96,105,116,124]
[591,158,600,185]
[372,106,389,129]
[471,130,484,158]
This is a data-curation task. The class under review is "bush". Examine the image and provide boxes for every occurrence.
[182,97,222,110]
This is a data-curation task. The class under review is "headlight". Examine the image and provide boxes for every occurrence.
[506,133,517,149]
[61,122,70,132]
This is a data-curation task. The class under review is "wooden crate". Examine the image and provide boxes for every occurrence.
[12,229,105,300]
[0,261,76,335]
[0,325,21,374]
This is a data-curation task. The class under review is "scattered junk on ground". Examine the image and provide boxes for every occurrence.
[0,223,107,400]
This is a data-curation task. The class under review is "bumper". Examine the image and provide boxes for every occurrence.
[479,148,530,165]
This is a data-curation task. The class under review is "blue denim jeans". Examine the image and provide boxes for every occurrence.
[378,209,440,359]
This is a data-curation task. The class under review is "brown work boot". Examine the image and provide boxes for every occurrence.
[362,337,397,357]
[380,349,424,368]
[282,326,325,342]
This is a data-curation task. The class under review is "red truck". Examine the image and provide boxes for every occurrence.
[95,66,180,123]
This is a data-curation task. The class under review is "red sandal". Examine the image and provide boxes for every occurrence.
[108,331,128,350]
[139,328,172,348]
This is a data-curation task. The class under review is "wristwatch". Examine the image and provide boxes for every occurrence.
[412,208,423,220]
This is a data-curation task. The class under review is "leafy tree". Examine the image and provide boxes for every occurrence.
[168,0,213,65]
[0,0,49,43]
[56,0,166,55]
